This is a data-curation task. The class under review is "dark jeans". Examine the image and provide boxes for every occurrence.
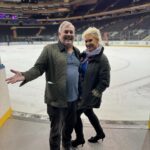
[47,101,77,150]
[74,108,104,140]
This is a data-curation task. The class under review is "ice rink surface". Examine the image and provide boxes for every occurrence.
[0,43,150,121]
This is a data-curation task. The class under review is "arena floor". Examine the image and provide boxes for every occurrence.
[0,117,149,150]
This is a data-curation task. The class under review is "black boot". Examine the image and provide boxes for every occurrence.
[71,138,85,147]
[88,133,105,143]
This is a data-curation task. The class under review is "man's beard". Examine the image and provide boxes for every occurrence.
[63,35,74,48]
[64,35,74,40]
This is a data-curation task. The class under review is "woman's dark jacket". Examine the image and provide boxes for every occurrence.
[78,47,110,109]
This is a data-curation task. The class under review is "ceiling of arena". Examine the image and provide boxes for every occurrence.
[0,0,97,14]
[0,0,149,21]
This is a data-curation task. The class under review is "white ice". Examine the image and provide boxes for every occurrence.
[0,43,150,121]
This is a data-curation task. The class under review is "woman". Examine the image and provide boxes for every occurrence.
[72,27,111,147]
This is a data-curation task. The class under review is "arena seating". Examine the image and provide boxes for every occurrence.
[0,0,149,42]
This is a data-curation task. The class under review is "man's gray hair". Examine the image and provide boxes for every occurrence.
[58,21,75,33]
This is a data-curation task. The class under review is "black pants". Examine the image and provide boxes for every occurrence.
[47,101,77,150]
[74,108,104,140]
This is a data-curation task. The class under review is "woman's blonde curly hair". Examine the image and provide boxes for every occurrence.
[82,27,102,43]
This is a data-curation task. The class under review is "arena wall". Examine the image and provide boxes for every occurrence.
[0,59,12,127]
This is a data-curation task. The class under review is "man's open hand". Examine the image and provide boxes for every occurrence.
[6,69,25,84]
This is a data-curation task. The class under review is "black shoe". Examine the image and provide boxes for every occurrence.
[88,134,105,143]
[71,139,85,147]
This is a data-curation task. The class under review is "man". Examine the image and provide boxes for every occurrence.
[6,21,80,150]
